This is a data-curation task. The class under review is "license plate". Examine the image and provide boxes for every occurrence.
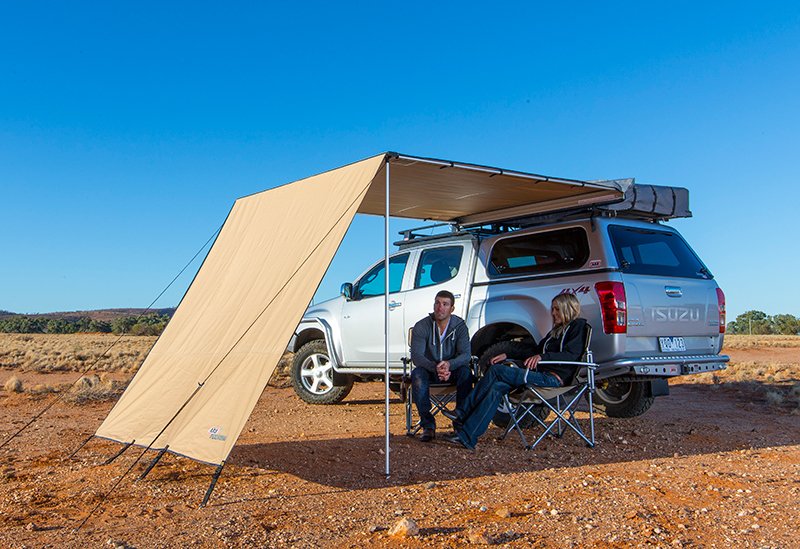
[659,336,686,352]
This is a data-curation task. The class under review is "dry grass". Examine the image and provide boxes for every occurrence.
[63,374,125,403]
[0,334,292,405]
[723,334,800,349]
[3,376,22,392]
[0,333,155,373]
[693,359,800,413]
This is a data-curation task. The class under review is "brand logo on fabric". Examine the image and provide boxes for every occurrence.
[208,426,227,441]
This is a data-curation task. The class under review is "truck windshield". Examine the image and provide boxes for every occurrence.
[608,225,712,279]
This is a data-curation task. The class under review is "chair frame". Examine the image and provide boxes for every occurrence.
[498,325,597,450]
[401,356,480,436]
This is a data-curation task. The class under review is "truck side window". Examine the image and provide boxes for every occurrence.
[415,246,463,288]
[488,228,589,277]
[353,253,410,299]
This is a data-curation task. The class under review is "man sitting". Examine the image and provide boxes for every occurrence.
[409,290,472,442]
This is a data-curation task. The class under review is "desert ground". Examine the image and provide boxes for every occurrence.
[0,333,798,548]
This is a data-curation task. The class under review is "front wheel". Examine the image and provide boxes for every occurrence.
[291,340,353,404]
[593,380,654,418]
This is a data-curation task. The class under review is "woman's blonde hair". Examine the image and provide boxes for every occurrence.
[551,293,581,336]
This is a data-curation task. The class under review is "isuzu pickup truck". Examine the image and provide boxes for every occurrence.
[288,183,728,418]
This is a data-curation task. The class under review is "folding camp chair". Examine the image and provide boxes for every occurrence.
[498,324,597,450]
[400,328,478,437]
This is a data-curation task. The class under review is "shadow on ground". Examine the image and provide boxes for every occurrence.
[228,384,799,491]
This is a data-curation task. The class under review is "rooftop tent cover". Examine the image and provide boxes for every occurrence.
[95,152,626,465]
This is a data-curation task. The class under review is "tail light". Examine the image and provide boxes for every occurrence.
[716,288,726,333]
[595,281,627,334]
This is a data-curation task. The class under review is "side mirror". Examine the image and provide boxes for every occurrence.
[340,282,353,300]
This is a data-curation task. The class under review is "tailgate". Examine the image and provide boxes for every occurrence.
[608,224,722,356]
[624,275,720,353]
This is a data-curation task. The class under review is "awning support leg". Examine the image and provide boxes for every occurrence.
[384,158,391,479]
[66,434,94,460]
[199,461,225,508]
[103,440,134,465]
[137,446,169,480]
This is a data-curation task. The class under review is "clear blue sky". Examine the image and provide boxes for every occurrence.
[1,2,798,320]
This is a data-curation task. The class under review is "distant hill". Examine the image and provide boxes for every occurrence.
[0,308,176,336]
[0,308,176,321]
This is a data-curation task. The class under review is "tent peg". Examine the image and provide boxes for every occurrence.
[103,440,134,465]
[65,434,94,460]
[137,446,169,480]
[199,461,225,508]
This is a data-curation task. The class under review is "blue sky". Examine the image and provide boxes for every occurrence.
[1,2,798,320]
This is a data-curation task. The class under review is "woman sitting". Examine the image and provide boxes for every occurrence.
[444,293,588,450]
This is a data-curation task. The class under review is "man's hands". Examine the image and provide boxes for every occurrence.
[436,360,451,381]
[490,353,542,370]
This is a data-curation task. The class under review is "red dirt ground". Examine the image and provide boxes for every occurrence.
[1,346,798,547]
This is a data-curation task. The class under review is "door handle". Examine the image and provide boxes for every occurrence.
[388,301,402,310]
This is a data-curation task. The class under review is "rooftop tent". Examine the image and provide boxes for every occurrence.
[95,152,627,473]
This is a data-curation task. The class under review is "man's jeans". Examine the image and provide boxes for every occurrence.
[410,366,473,430]
[455,363,561,449]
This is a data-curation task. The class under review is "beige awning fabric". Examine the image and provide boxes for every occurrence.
[359,154,624,223]
[96,154,385,465]
[96,152,625,465]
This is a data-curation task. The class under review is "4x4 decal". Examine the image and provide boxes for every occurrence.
[559,285,591,295]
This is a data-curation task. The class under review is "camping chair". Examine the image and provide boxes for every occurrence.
[497,324,597,450]
[400,328,479,436]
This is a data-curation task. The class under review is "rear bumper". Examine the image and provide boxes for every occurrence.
[600,354,729,377]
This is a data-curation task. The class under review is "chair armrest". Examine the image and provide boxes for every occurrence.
[469,356,481,378]
[401,356,411,376]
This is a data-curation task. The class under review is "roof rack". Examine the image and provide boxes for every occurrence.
[395,183,691,245]
[397,222,457,241]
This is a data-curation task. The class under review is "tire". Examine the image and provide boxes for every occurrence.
[593,380,654,418]
[477,341,551,429]
[291,340,353,405]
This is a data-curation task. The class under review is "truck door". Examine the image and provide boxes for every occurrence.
[402,243,473,342]
[340,253,411,367]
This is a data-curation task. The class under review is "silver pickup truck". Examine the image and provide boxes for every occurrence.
[288,184,728,418]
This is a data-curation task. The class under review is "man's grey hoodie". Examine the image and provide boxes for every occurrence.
[409,313,471,373]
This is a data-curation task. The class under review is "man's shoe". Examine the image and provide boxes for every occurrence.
[441,432,473,450]
[441,409,464,431]
[420,428,435,442]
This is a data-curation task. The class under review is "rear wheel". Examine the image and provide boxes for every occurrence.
[291,340,353,404]
[593,380,654,417]
[477,341,551,429]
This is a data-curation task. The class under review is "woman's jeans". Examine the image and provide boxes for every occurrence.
[410,366,473,430]
[456,363,561,449]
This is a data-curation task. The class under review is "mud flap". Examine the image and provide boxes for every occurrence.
[332,369,352,386]
[647,378,670,397]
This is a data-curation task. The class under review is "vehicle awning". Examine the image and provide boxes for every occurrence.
[360,153,627,224]
[95,152,626,467]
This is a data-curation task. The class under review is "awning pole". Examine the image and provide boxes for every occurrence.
[384,158,391,478]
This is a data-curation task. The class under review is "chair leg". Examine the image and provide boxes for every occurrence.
[587,387,595,447]
[405,387,413,436]
[499,396,531,448]
[546,388,594,448]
